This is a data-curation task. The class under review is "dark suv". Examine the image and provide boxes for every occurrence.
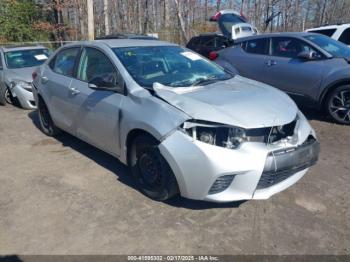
[186,33,233,58]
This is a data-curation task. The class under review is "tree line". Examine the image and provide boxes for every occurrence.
[1,0,350,45]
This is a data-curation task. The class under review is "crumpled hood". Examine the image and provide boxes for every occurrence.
[154,75,298,129]
[5,67,36,83]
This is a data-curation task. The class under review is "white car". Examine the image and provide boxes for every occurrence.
[306,23,350,46]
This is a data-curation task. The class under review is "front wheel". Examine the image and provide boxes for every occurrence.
[38,97,61,136]
[0,85,10,106]
[326,85,350,125]
[129,135,179,201]
[4,88,13,104]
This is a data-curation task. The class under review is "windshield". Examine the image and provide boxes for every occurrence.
[113,46,232,88]
[5,49,50,69]
[304,34,350,58]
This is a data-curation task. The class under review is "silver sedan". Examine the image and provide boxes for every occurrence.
[32,39,319,202]
[0,45,50,109]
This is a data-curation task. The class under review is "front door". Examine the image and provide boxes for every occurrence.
[72,47,124,156]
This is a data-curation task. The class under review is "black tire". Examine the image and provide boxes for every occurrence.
[129,134,179,201]
[326,85,350,125]
[37,97,61,136]
[0,84,9,106]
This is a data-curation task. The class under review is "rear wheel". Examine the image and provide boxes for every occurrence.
[38,97,61,136]
[129,135,179,201]
[326,85,350,125]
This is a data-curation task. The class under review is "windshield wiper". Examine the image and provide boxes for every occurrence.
[191,75,226,86]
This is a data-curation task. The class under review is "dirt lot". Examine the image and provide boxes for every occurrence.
[0,105,349,255]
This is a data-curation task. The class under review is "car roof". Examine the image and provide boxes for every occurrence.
[64,39,177,49]
[0,45,47,52]
[95,33,158,40]
[234,32,318,42]
[306,23,350,31]
[197,32,225,37]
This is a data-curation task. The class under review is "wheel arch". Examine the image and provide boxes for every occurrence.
[125,128,159,165]
[320,79,350,109]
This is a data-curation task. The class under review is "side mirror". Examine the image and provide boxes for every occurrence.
[88,73,125,95]
[297,51,318,60]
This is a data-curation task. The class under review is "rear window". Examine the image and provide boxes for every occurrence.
[308,29,336,37]
[187,37,200,47]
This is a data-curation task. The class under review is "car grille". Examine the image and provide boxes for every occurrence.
[257,136,320,190]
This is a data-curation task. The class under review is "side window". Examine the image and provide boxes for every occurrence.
[77,47,119,87]
[271,37,320,58]
[52,48,80,77]
[339,28,350,45]
[244,38,268,55]
[308,29,336,37]
[0,53,3,69]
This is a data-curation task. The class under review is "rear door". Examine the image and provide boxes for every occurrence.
[70,47,124,156]
[41,47,81,132]
[229,37,269,82]
[262,37,324,100]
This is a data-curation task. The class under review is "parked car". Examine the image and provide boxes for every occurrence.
[186,33,233,58]
[209,10,258,40]
[32,39,319,202]
[213,32,350,124]
[306,23,350,46]
[0,45,50,109]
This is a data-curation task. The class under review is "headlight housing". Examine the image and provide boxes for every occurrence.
[180,120,247,149]
[10,80,32,92]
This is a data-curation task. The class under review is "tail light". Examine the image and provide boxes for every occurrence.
[32,71,38,81]
[209,51,218,61]
[209,12,221,21]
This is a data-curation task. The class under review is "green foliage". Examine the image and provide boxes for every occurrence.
[0,0,49,42]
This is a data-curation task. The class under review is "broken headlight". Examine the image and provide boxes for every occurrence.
[181,120,247,149]
[10,80,32,92]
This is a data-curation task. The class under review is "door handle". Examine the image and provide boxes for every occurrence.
[266,60,277,66]
[69,87,80,95]
[41,76,49,84]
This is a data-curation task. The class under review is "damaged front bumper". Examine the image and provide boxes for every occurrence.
[159,115,319,202]
[11,84,36,109]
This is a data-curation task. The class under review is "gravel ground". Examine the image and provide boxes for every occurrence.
[0,105,349,255]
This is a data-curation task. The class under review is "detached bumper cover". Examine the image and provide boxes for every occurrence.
[159,124,319,202]
[12,84,36,109]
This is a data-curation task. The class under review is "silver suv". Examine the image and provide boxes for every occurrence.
[0,45,50,109]
[32,39,319,202]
